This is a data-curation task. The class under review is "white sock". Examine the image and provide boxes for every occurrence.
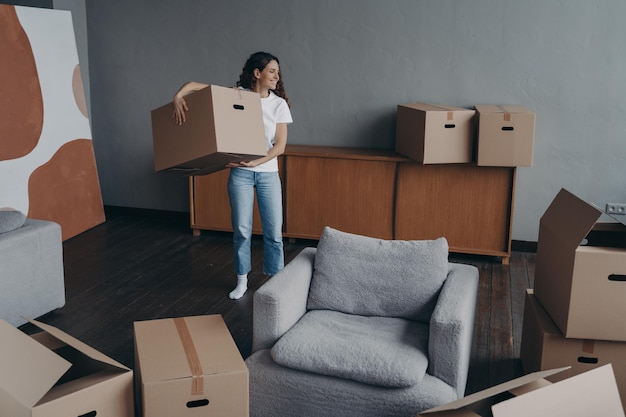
[229,274,248,300]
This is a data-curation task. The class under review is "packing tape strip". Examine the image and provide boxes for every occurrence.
[233,86,243,100]
[497,105,512,122]
[174,317,204,395]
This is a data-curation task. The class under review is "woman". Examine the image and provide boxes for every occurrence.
[173,51,293,300]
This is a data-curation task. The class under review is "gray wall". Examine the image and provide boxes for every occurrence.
[86,0,626,242]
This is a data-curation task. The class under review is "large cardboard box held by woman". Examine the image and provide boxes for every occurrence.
[151,85,266,176]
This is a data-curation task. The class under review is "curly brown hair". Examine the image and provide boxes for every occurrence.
[236,51,291,107]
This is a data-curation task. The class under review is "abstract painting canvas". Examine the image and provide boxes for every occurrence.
[0,4,104,240]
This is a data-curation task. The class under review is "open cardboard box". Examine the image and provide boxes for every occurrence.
[534,188,626,341]
[521,289,626,406]
[419,364,624,416]
[134,314,248,417]
[0,319,134,417]
[474,105,535,167]
[151,84,267,176]
[396,102,475,164]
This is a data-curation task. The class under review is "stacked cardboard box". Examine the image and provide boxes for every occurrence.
[521,289,626,406]
[134,314,249,417]
[520,188,626,405]
[0,319,134,417]
[474,105,535,167]
[151,84,267,176]
[395,102,535,167]
[533,188,626,341]
[395,103,475,164]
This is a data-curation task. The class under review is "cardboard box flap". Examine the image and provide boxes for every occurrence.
[0,319,71,408]
[421,367,570,413]
[492,364,625,417]
[524,289,561,334]
[29,319,129,371]
[540,188,603,249]
[135,315,247,383]
[507,377,552,397]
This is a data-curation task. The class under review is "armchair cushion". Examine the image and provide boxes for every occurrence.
[0,208,26,234]
[271,309,429,388]
[308,227,449,322]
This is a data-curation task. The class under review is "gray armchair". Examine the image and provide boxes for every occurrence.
[245,227,479,417]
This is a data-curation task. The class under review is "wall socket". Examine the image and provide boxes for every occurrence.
[606,203,626,215]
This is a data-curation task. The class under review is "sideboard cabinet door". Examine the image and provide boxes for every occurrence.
[394,162,515,260]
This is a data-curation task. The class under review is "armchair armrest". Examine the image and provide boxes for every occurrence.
[428,262,479,398]
[251,247,316,353]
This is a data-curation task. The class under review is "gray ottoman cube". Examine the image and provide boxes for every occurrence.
[0,218,65,327]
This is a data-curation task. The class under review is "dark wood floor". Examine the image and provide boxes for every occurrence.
[19,207,536,396]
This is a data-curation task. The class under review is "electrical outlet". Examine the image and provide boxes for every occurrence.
[606,203,626,215]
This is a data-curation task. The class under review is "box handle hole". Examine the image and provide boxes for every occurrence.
[78,412,97,417]
[609,274,626,282]
[501,126,514,131]
[187,399,210,408]
[577,356,599,364]
[444,124,456,128]
[233,104,245,110]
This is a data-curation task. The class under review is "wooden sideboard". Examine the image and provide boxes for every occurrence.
[189,144,515,263]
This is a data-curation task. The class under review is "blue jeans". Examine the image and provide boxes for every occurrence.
[228,168,284,276]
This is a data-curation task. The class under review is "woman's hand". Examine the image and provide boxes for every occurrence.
[226,159,261,168]
[171,82,209,125]
[172,94,188,125]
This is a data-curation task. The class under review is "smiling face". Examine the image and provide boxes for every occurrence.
[254,60,280,95]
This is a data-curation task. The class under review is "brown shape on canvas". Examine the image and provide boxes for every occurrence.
[0,5,44,161]
[28,139,105,241]
[72,64,89,119]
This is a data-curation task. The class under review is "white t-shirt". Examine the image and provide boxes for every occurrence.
[241,89,293,172]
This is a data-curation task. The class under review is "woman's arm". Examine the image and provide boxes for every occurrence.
[172,81,209,125]
[232,123,288,168]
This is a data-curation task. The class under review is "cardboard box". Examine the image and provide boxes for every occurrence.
[521,289,626,406]
[0,319,134,417]
[151,85,267,175]
[475,105,535,167]
[396,103,475,164]
[134,314,248,417]
[419,365,624,416]
[534,188,626,341]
